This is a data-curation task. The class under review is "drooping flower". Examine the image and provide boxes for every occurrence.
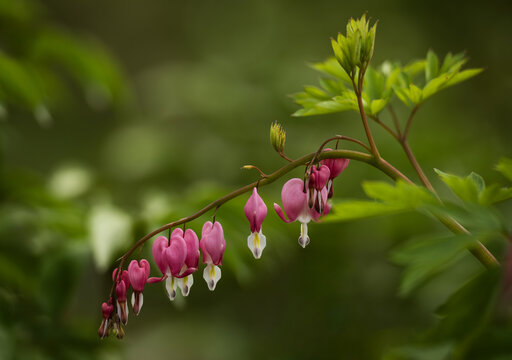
[200,221,226,291]
[321,148,349,198]
[177,229,200,296]
[127,259,150,315]
[98,298,114,339]
[274,178,329,248]
[112,268,130,325]
[244,187,268,259]
[150,229,199,300]
[150,233,186,300]
[308,165,331,213]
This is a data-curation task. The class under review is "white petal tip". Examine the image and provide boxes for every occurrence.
[298,236,310,248]
[203,264,221,291]
[248,232,266,260]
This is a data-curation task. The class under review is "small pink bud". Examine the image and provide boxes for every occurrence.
[98,299,114,339]
[244,187,267,233]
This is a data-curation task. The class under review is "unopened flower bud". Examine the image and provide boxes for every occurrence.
[270,122,286,153]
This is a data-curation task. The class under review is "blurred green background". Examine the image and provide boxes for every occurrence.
[1,0,512,359]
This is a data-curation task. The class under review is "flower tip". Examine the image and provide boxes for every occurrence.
[298,235,310,248]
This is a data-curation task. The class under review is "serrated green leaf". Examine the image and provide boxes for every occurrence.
[364,66,386,100]
[303,85,331,100]
[370,99,388,115]
[391,234,478,296]
[408,83,423,104]
[325,181,434,223]
[425,50,439,83]
[310,57,352,83]
[422,68,482,100]
[323,200,406,222]
[292,99,355,116]
[319,77,344,95]
[444,68,483,87]
[435,169,482,203]
[403,60,426,78]
[439,52,466,74]
[479,184,512,205]
[363,180,435,207]
[496,157,512,182]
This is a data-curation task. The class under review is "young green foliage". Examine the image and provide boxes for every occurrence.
[435,169,512,206]
[330,14,377,79]
[324,180,436,222]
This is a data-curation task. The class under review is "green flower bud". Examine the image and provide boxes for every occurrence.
[270,122,286,153]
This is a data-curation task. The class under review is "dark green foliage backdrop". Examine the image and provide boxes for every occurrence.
[1,0,512,359]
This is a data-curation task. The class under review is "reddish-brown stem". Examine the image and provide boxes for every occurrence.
[278,152,293,162]
[369,115,400,141]
[387,104,403,138]
[402,105,419,140]
[401,139,438,197]
[352,77,381,159]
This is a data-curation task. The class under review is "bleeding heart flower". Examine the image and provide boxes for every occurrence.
[112,268,130,325]
[321,148,349,198]
[274,178,329,248]
[200,221,226,291]
[98,298,114,339]
[127,259,150,315]
[244,187,268,259]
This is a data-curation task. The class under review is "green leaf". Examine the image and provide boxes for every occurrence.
[369,98,388,115]
[325,181,435,222]
[496,157,512,182]
[444,68,483,87]
[435,169,483,203]
[391,234,479,296]
[292,99,355,116]
[403,60,426,78]
[309,57,352,84]
[362,180,435,207]
[303,85,331,100]
[422,69,482,100]
[479,184,512,205]
[439,52,467,74]
[428,268,501,351]
[425,50,439,83]
[364,66,386,100]
[318,77,344,95]
[323,200,406,222]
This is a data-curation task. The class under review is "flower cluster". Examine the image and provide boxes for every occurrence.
[98,149,348,339]
[274,149,349,247]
